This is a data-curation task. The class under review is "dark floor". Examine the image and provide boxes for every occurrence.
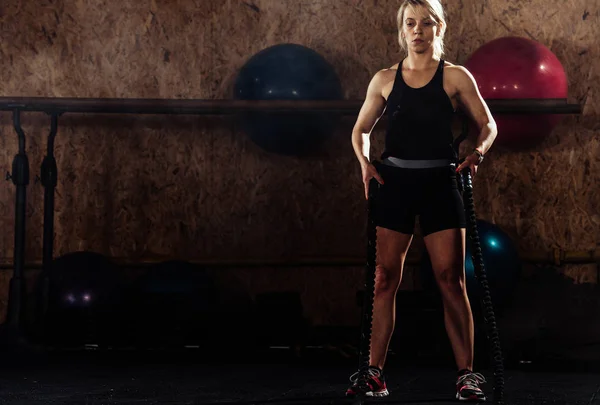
[0,349,599,405]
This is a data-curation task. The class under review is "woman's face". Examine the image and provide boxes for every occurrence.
[401,5,441,55]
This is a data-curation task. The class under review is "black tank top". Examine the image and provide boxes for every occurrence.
[382,59,456,160]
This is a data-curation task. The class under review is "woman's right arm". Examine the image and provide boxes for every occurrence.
[351,71,388,199]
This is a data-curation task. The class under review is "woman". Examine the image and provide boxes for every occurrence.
[347,0,497,402]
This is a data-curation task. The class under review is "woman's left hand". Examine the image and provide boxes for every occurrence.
[455,153,480,177]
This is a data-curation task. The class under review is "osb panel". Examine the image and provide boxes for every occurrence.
[0,0,216,98]
[0,0,598,331]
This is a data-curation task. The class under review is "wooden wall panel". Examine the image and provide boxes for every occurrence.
[0,1,598,334]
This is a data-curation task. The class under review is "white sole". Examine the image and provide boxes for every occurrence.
[366,389,389,397]
[456,392,486,401]
[347,389,389,398]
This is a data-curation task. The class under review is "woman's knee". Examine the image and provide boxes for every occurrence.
[435,266,466,294]
[374,264,402,295]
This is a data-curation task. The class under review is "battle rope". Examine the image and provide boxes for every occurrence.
[460,168,506,405]
[354,155,506,404]
[355,177,379,398]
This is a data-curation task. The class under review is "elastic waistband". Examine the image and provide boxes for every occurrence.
[383,157,455,169]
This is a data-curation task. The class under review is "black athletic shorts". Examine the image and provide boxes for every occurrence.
[372,161,466,236]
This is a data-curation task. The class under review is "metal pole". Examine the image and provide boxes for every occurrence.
[37,114,59,321]
[5,109,30,333]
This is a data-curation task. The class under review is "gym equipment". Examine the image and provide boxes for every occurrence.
[353,127,507,403]
[125,260,216,347]
[465,36,568,149]
[420,219,522,315]
[234,43,343,155]
[35,251,125,347]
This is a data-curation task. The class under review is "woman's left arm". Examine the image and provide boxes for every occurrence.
[453,66,498,173]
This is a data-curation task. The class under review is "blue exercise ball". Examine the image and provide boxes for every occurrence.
[420,220,521,313]
[234,43,343,156]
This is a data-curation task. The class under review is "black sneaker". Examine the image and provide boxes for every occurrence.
[456,369,486,401]
[346,366,389,397]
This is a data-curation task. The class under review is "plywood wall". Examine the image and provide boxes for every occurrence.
[0,0,598,327]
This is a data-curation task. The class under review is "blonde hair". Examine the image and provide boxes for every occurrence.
[397,0,447,59]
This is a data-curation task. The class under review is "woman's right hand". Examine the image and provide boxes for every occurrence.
[362,163,384,200]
